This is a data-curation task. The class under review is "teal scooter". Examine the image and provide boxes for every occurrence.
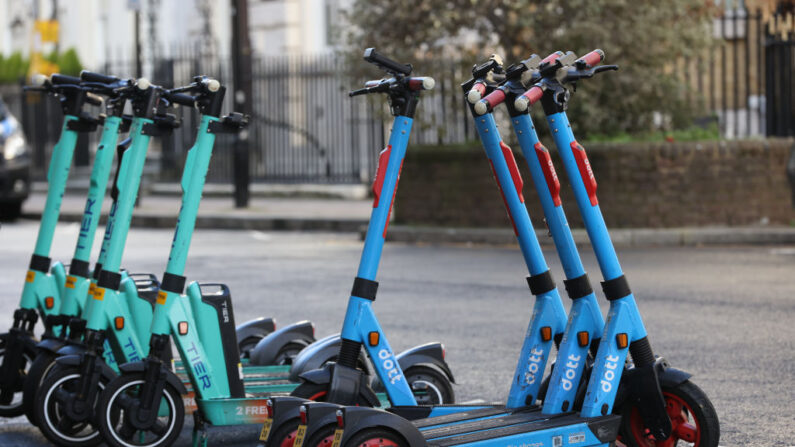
[31,76,185,447]
[0,74,103,417]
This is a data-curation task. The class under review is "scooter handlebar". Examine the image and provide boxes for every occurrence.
[474,88,506,115]
[50,74,82,85]
[85,92,104,106]
[363,48,412,76]
[165,92,196,107]
[513,86,544,112]
[467,81,487,104]
[80,70,120,84]
[407,77,435,91]
[576,49,605,67]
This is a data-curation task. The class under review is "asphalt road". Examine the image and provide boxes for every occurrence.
[0,220,793,446]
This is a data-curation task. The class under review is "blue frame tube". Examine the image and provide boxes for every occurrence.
[340,115,417,406]
[545,111,647,418]
[509,113,606,415]
[471,112,567,409]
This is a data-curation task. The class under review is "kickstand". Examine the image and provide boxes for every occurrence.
[192,412,208,447]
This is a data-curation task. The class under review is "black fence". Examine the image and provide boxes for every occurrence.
[1,7,792,185]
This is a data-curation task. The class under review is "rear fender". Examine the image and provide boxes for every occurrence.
[339,406,425,447]
[236,317,276,344]
[261,396,311,444]
[35,338,66,354]
[54,355,117,382]
[55,344,86,357]
[396,342,455,383]
[249,320,315,366]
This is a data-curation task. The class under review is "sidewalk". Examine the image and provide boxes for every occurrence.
[20,188,795,246]
[21,190,373,232]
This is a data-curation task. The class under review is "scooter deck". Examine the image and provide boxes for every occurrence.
[421,406,543,439]
[412,405,510,429]
[426,412,621,446]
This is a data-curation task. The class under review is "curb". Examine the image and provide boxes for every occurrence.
[20,211,368,233]
[380,225,795,247]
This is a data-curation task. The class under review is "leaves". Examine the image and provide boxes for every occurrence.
[342,0,716,137]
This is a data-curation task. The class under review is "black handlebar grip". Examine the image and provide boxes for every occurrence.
[80,70,120,84]
[166,92,196,107]
[50,74,82,85]
[363,48,412,75]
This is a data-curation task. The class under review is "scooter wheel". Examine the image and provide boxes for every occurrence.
[267,417,301,447]
[344,427,407,447]
[404,366,455,405]
[274,341,307,365]
[302,423,337,447]
[34,366,109,447]
[618,380,720,447]
[22,349,58,425]
[239,335,264,359]
[0,333,36,417]
[97,372,184,447]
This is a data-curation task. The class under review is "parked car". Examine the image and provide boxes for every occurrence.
[0,98,30,219]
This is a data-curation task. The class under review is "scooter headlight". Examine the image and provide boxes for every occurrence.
[3,131,28,160]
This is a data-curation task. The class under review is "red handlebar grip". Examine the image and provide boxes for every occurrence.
[467,82,487,103]
[483,89,506,108]
[541,51,564,64]
[577,49,605,67]
[522,86,544,106]
[407,77,435,91]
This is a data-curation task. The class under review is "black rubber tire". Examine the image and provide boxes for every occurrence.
[290,381,373,406]
[97,372,185,447]
[33,366,108,447]
[404,366,454,405]
[0,333,36,417]
[267,417,300,447]
[274,341,308,365]
[344,427,408,447]
[239,335,263,359]
[22,349,58,425]
[618,380,720,447]
[303,423,337,447]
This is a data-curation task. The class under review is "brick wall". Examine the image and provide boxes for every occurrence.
[394,139,795,229]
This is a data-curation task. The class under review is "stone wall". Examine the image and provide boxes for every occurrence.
[393,139,795,229]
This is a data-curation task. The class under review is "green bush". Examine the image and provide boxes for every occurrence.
[0,52,30,83]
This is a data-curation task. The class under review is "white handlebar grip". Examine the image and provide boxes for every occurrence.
[206,79,221,92]
[473,101,488,116]
[467,89,482,104]
[136,78,151,90]
[422,77,435,90]
[31,73,48,86]
[514,96,530,113]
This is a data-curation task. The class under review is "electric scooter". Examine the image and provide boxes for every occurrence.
[19,73,131,425]
[0,74,103,417]
[258,49,499,447]
[95,61,455,447]
[318,50,720,447]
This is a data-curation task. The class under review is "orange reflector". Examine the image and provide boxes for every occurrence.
[156,290,168,305]
[44,296,54,309]
[114,316,124,330]
[577,331,590,347]
[616,333,628,349]
[368,331,379,346]
[25,271,35,283]
[178,321,189,335]
[540,326,552,342]
[65,275,77,289]
[94,287,105,301]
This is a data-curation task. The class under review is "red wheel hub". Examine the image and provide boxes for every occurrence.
[280,430,298,447]
[356,437,399,447]
[628,391,701,446]
[307,391,328,401]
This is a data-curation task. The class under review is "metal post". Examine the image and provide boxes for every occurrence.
[134,10,142,78]
[231,0,251,207]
